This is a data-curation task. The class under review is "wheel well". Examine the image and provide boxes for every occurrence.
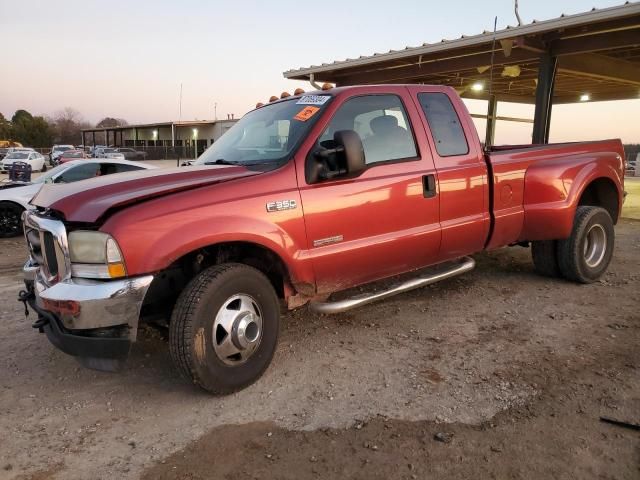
[578,178,619,224]
[141,242,291,323]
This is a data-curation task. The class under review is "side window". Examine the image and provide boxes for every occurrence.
[55,163,100,183]
[319,95,417,165]
[418,93,469,157]
[111,163,143,173]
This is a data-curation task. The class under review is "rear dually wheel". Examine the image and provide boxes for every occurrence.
[556,206,614,283]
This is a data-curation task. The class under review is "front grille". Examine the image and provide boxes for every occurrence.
[26,228,44,266]
[24,212,69,285]
[42,232,59,277]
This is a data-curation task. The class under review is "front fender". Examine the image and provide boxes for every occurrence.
[521,152,623,241]
[104,208,314,289]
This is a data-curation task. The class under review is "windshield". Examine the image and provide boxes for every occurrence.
[196,96,332,169]
[33,163,73,183]
[6,153,29,159]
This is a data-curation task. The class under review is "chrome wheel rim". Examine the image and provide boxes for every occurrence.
[583,224,607,268]
[212,294,263,365]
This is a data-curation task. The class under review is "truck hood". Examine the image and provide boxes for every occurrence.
[30,165,261,223]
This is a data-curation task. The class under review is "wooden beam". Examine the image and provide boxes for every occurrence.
[552,90,640,104]
[335,48,540,85]
[551,28,640,56]
[558,53,640,86]
[470,113,534,123]
[460,92,535,104]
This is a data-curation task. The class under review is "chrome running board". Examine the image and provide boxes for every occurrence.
[309,256,475,314]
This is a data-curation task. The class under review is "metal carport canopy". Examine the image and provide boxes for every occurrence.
[283,2,640,144]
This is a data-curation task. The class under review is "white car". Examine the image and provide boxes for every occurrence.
[50,144,75,165]
[0,158,155,237]
[95,147,125,160]
[1,151,46,173]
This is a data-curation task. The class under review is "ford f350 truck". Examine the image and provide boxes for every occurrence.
[20,85,625,393]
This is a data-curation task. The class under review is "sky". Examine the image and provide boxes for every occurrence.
[1,0,638,144]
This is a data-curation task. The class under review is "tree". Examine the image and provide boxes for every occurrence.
[10,109,53,147]
[50,107,85,144]
[96,117,128,128]
[0,112,11,139]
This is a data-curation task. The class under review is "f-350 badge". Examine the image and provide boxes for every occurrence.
[266,200,297,212]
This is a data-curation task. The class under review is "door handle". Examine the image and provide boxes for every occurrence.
[422,174,437,198]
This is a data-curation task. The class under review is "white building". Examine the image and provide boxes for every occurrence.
[81,119,238,158]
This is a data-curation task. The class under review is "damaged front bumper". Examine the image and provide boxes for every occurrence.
[23,260,153,370]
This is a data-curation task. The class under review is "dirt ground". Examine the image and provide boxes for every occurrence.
[0,214,638,479]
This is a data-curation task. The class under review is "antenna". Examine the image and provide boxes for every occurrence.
[484,16,498,151]
[514,0,523,26]
[178,83,183,123]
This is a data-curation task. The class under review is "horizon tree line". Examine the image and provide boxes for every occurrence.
[0,108,128,147]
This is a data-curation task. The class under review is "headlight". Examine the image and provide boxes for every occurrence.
[68,231,127,279]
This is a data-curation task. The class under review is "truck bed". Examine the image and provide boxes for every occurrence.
[485,139,625,249]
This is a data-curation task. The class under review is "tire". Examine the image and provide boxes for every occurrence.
[0,202,25,238]
[169,263,280,394]
[557,206,614,283]
[41,163,47,172]
[531,240,560,277]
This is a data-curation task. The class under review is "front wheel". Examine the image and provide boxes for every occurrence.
[169,263,280,394]
[41,163,47,172]
[557,206,614,283]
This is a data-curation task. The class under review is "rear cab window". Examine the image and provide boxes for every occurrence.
[418,92,469,157]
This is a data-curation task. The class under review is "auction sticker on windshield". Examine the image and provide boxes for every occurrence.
[294,106,321,122]
[296,95,331,105]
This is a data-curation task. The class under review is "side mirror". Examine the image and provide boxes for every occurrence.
[306,129,366,184]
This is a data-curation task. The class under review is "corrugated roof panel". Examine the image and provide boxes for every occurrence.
[283,2,640,78]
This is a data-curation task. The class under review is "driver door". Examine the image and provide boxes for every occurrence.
[296,88,442,294]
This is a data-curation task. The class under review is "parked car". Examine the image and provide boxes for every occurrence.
[625,153,639,176]
[94,147,125,160]
[115,147,147,160]
[89,145,107,157]
[0,141,23,159]
[1,147,34,160]
[21,85,625,394]
[0,159,154,237]
[1,150,46,173]
[58,149,89,164]
[50,145,75,165]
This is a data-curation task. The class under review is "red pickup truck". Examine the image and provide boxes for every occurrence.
[21,85,625,393]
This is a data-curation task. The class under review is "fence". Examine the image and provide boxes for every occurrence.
[30,146,203,161]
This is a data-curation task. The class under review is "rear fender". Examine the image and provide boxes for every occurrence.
[521,152,623,241]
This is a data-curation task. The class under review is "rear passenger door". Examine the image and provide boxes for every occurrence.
[296,88,442,294]
[409,87,490,260]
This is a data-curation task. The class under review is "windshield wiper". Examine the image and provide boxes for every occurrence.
[204,159,242,165]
